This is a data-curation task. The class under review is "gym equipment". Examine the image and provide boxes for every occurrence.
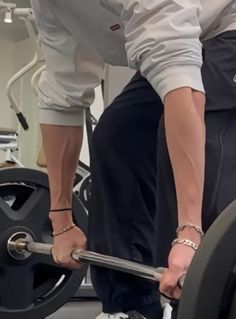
[0,167,235,318]
[0,166,178,319]
[1,6,45,167]
[76,169,92,212]
[8,235,166,283]
[178,198,236,319]
[0,167,88,318]
[6,7,44,131]
[0,129,22,167]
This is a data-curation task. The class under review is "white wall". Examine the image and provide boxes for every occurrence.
[0,38,18,162]
[104,65,135,107]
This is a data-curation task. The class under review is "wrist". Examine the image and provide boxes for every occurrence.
[52,224,76,237]
[50,198,72,210]
[177,228,202,245]
[49,211,73,231]
[172,238,198,251]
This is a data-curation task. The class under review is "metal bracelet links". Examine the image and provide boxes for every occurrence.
[52,224,76,237]
[176,223,204,239]
[172,238,199,251]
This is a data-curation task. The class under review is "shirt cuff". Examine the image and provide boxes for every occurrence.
[149,65,205,102]
[39,107,85,126]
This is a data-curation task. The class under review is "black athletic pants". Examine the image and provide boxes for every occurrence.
[88,30,236,319]
[89,73,164,318]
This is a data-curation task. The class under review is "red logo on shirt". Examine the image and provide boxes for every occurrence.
[110,24,121,31]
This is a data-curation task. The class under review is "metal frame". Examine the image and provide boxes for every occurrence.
[6,8,44,130]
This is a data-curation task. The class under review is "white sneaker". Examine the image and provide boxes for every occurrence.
[95,312,129,319]
[96,311,146,319]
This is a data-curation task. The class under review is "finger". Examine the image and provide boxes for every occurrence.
[177,272,186,289]
[51,250,60,265]
[67,250,86,269]
[160,279,175,299]
[160,272,176,289]
[59,256,83,269]
[51,250,63,266]
[173,286,182,300]
[160,272,180,299]
[53,255,64,266]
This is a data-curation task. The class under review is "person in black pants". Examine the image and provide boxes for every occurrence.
[31,1,235,318]
[89,30,236,319]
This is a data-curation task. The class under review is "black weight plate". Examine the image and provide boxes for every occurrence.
[228,286,236,319]
[0,167,88,319]
[178,199,236,319]
[215,264,236,319]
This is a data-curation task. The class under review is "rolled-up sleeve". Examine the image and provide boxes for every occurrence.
[110,0,204,101]
[31,1,104,126]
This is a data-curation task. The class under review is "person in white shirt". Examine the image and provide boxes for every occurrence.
[31,0,236,318]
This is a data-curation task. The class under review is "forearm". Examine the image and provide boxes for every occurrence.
[41,124,83,229]
[164,88,205,239]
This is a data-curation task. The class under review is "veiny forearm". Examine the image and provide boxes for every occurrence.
[164,88,205,230]
[41,124,83,228]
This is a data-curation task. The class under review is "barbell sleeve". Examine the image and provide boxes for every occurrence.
[10,239,185,287]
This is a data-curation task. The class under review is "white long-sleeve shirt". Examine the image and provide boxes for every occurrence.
[31,0,236,126]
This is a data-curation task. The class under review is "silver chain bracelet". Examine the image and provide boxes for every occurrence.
[176,223,204,238]
[172,238,199,251]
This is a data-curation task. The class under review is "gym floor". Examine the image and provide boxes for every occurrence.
[47,300,102,319]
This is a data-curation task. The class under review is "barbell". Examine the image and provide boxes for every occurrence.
[7,231,168,283]
[0,167,236,319]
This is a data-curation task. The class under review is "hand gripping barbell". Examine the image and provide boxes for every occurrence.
[7,231,185,286]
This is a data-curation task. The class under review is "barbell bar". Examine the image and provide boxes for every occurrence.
[7,232,185,287]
